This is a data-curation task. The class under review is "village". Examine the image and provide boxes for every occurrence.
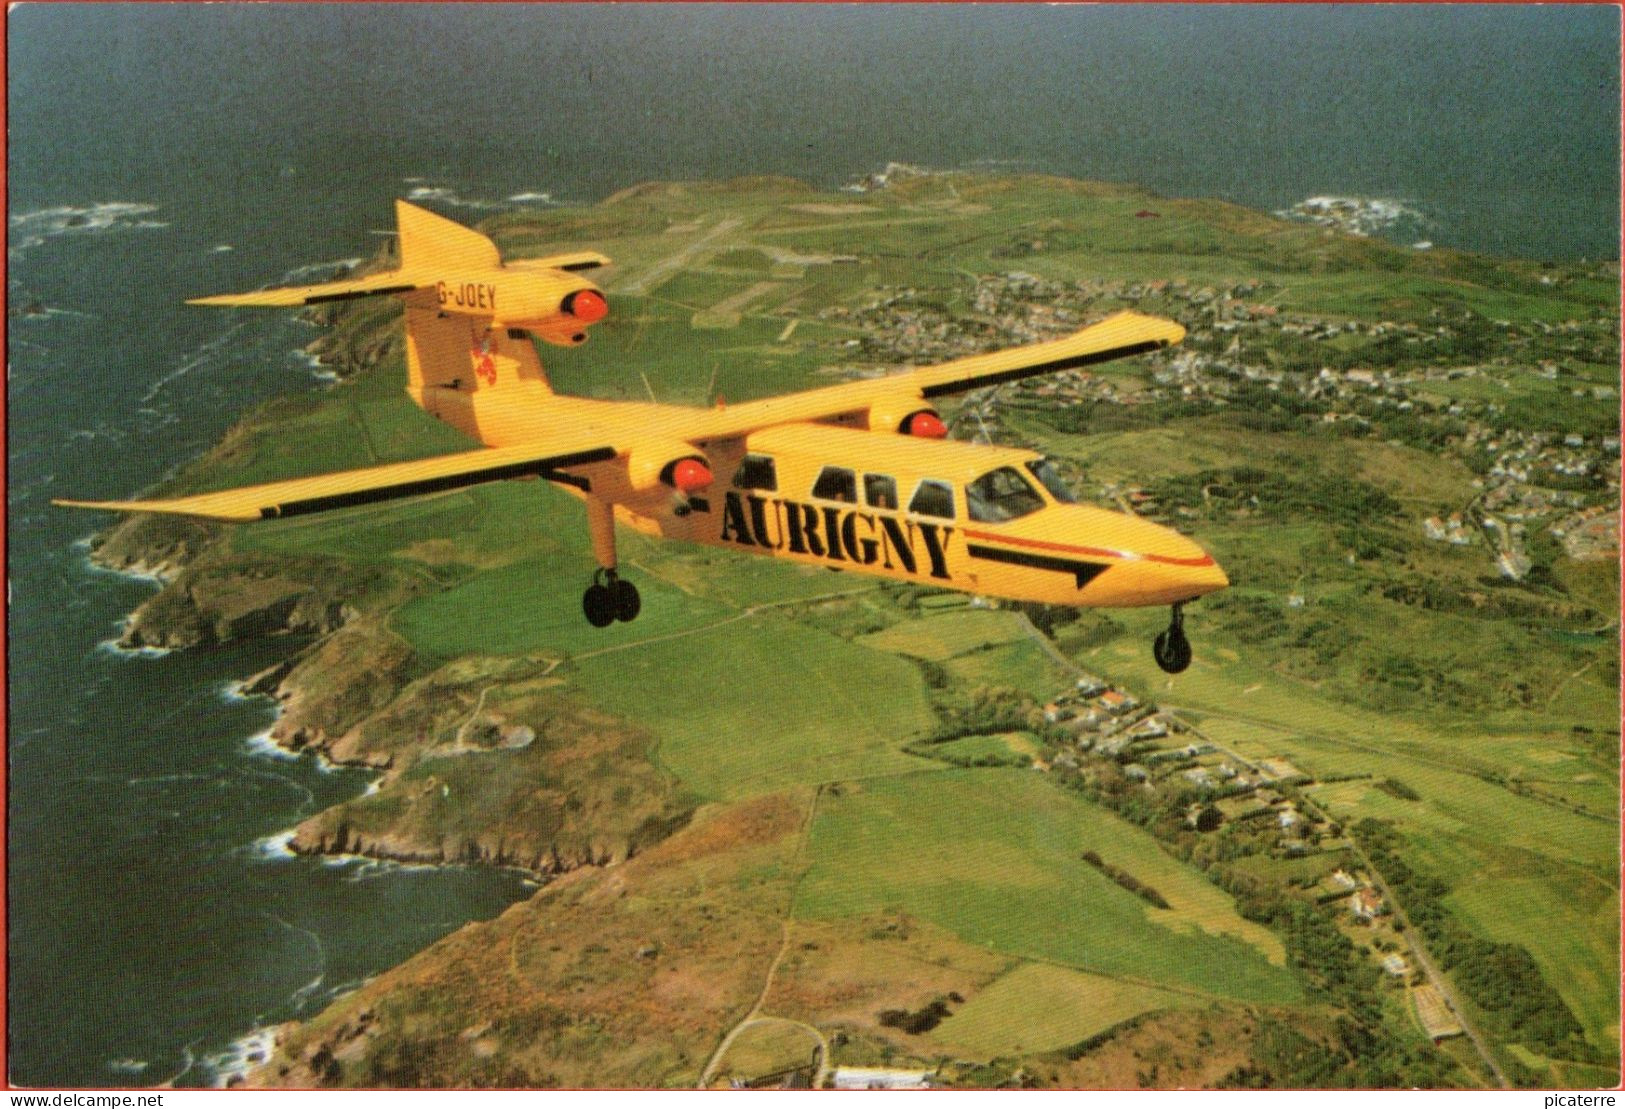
[816,265,1620,580]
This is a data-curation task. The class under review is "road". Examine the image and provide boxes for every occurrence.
[1324,809,1511,1089]
[698,786,831,1090]
[1170,713,1511,1089]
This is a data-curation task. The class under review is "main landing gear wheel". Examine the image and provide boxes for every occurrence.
[610,577,641,623]
[583,582,615,627]
[583,570,640,628]
[1153,603,1193,674]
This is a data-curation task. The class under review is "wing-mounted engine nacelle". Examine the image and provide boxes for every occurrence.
[867,395,947,438]
[625,441,714,512]
[436,270,610,347]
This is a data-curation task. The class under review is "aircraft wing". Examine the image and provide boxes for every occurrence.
[686,310,1185,439]
[906,310,1184,398]
[54,439,617,522]
[187,271,432,309]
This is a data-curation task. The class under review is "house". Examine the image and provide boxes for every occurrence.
[1413,985,1464,1043]
[1328,869,1358,892]
[1145,747,1191,765]
[1099,690,1136,715]
[1130,717,1169,740]
[832,1069,936,1091]
[1183,767,1216,790]
[1075,675,1108,698]
[1382,953,1410,977]
[1123,764,1150,783]
[1278,807,1302,830]
[1069,713,1103,735]
[1097,735,1132,758]
[1352,888,1386,922]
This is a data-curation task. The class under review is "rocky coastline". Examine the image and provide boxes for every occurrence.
[88,287,691,887]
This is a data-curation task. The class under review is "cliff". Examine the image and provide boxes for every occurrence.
[89,243,692,881]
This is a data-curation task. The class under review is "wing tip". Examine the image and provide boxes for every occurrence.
[52,496,249,521]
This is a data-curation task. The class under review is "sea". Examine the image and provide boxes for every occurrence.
[6,3,1619,1088]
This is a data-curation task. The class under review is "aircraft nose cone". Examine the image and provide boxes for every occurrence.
[1043,505,1229,607]
[1183,555,1229,595]
[1126,544,1229,606]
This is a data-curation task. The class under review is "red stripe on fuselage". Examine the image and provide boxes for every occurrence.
[960,527,1215,568]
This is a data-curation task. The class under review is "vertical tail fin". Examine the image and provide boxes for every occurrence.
[405,308,552,440]
[394,199,501,272]
[394,200,551,442]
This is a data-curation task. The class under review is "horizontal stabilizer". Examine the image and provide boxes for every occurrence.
[55,440,618,522]
[187,271,428,309]
[512,251,613,273]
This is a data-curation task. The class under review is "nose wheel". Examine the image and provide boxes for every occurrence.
[1153,603,1192,674]
[583,569,640,627]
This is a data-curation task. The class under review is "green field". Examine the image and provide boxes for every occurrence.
[931,962,1197,1057]
[794,768,1296,1002]
[921,732,1039,767]
[857,610,1031,662]
[569,615,934,800]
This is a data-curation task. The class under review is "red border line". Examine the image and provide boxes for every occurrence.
[961,527,1217,568]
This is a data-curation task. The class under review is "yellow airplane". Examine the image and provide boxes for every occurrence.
[57,200,1227,673]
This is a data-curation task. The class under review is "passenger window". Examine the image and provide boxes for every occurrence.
[908,479,955,519]
[812,465,857,503]
[732,453,777,492]
[966,466,1044,523]
[864,473,898,510]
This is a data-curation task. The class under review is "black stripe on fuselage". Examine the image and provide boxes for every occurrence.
[258,447,616,519]
[920,339,1167,399]
[966,542,1111,589]
[302,284,420,305]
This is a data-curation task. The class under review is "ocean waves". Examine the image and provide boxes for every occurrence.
[1277,195,1432,241]
[402,181,556,210]
[8,201,168,256]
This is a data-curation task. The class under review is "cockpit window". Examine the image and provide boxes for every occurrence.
[966,466,1045,522]
[908,479,955,519]
[1027,458,1078,504]
[811,465,857,503]
[733,453,778,492]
